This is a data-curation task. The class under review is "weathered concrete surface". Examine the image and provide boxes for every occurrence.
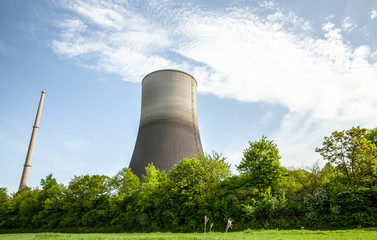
[129,70,203,177]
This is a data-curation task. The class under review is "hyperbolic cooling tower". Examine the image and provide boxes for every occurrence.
[129,69,203,177]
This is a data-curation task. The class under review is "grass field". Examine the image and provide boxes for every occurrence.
[1,229,376,240]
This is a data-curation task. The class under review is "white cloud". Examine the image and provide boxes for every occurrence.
[65,0,128,30]
[58,18,87,33]
[371,50,377,60]
[325,15,335,20]
[259,1,275,9]
[354,45,370,58]
[371,10,377,19]
[51,1,377,168]
[342,16,357,32]
[52,0,175,80]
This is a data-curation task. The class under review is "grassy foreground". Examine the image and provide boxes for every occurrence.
[0,229,376,240]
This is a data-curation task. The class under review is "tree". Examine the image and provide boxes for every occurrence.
[168,158,204,187]
[366,128,377,149]
[165,158,205,230]
[287,162,335,196]
[315,126,377,186]
[61,174,112,227]
[36,174,66,228]
[135,164,167,229]
[12,188,41,228]
[141,163,167,193]
[111,168,140,196]
[196,152,231,184]
[0,188,10,227]
[237,136,285,192]
[0,188,8,206]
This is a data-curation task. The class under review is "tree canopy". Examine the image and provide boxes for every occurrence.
[315,126,377,186]
[1,127,377,232]
[237,136,285,192]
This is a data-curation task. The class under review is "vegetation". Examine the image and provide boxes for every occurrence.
[1,229,377,240]
[237,136,285,192]
[1,127,377,233]
[315,127,377,186]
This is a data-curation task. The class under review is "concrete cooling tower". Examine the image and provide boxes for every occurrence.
[129,69,203,177]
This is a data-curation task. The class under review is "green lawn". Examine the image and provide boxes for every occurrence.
[1,229,376,240]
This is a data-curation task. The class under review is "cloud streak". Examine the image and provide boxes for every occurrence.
[371,10,377,20]
[51,0,377,168]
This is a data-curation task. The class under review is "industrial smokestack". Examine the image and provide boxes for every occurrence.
[19,90,46,191]
[129,70,203,177]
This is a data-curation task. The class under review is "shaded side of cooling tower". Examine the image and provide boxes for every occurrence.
[129,69,203,177]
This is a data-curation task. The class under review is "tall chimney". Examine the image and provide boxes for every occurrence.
[129,70,203,177]
[19,90,46,191]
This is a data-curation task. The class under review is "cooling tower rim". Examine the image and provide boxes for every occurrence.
[142,69,197,85]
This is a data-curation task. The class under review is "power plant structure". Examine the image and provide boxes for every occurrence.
[19,90,46,191]
[129,69,203,177]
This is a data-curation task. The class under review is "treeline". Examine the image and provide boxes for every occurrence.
[0,126,377,232]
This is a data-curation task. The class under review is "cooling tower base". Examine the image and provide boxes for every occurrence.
[129,119,202,177]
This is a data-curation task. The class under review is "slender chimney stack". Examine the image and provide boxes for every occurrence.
[19,90,46,191]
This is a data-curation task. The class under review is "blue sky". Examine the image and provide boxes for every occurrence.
[1,0,377,193]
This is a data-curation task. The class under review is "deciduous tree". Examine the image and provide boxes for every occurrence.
[237,136,285,192]
[111,168,140,196]
[196,152,231,184]
[315,126,377,186]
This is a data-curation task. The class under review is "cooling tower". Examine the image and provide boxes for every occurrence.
[129,69,203,177]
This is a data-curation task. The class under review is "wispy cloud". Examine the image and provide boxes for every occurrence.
[371,10,377,20]
[51,1,377,168]
[52,0,175,81]
[342,16,357,32]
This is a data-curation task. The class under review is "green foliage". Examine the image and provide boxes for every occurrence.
[316,126,377,186]
[366,128,377,148]
[168,158,204,189]
[141,163,167,192]
[134,164,168,230]
[287,162,335,196]
[302,188,331,226]
[35,174,66,228]
[165,158,205,231]
[237,136,285,192]
[196,152,231,183]
[0,188,9,204]
[111,168,140,196]
[1,128,377,232]
[60,174,112,228]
